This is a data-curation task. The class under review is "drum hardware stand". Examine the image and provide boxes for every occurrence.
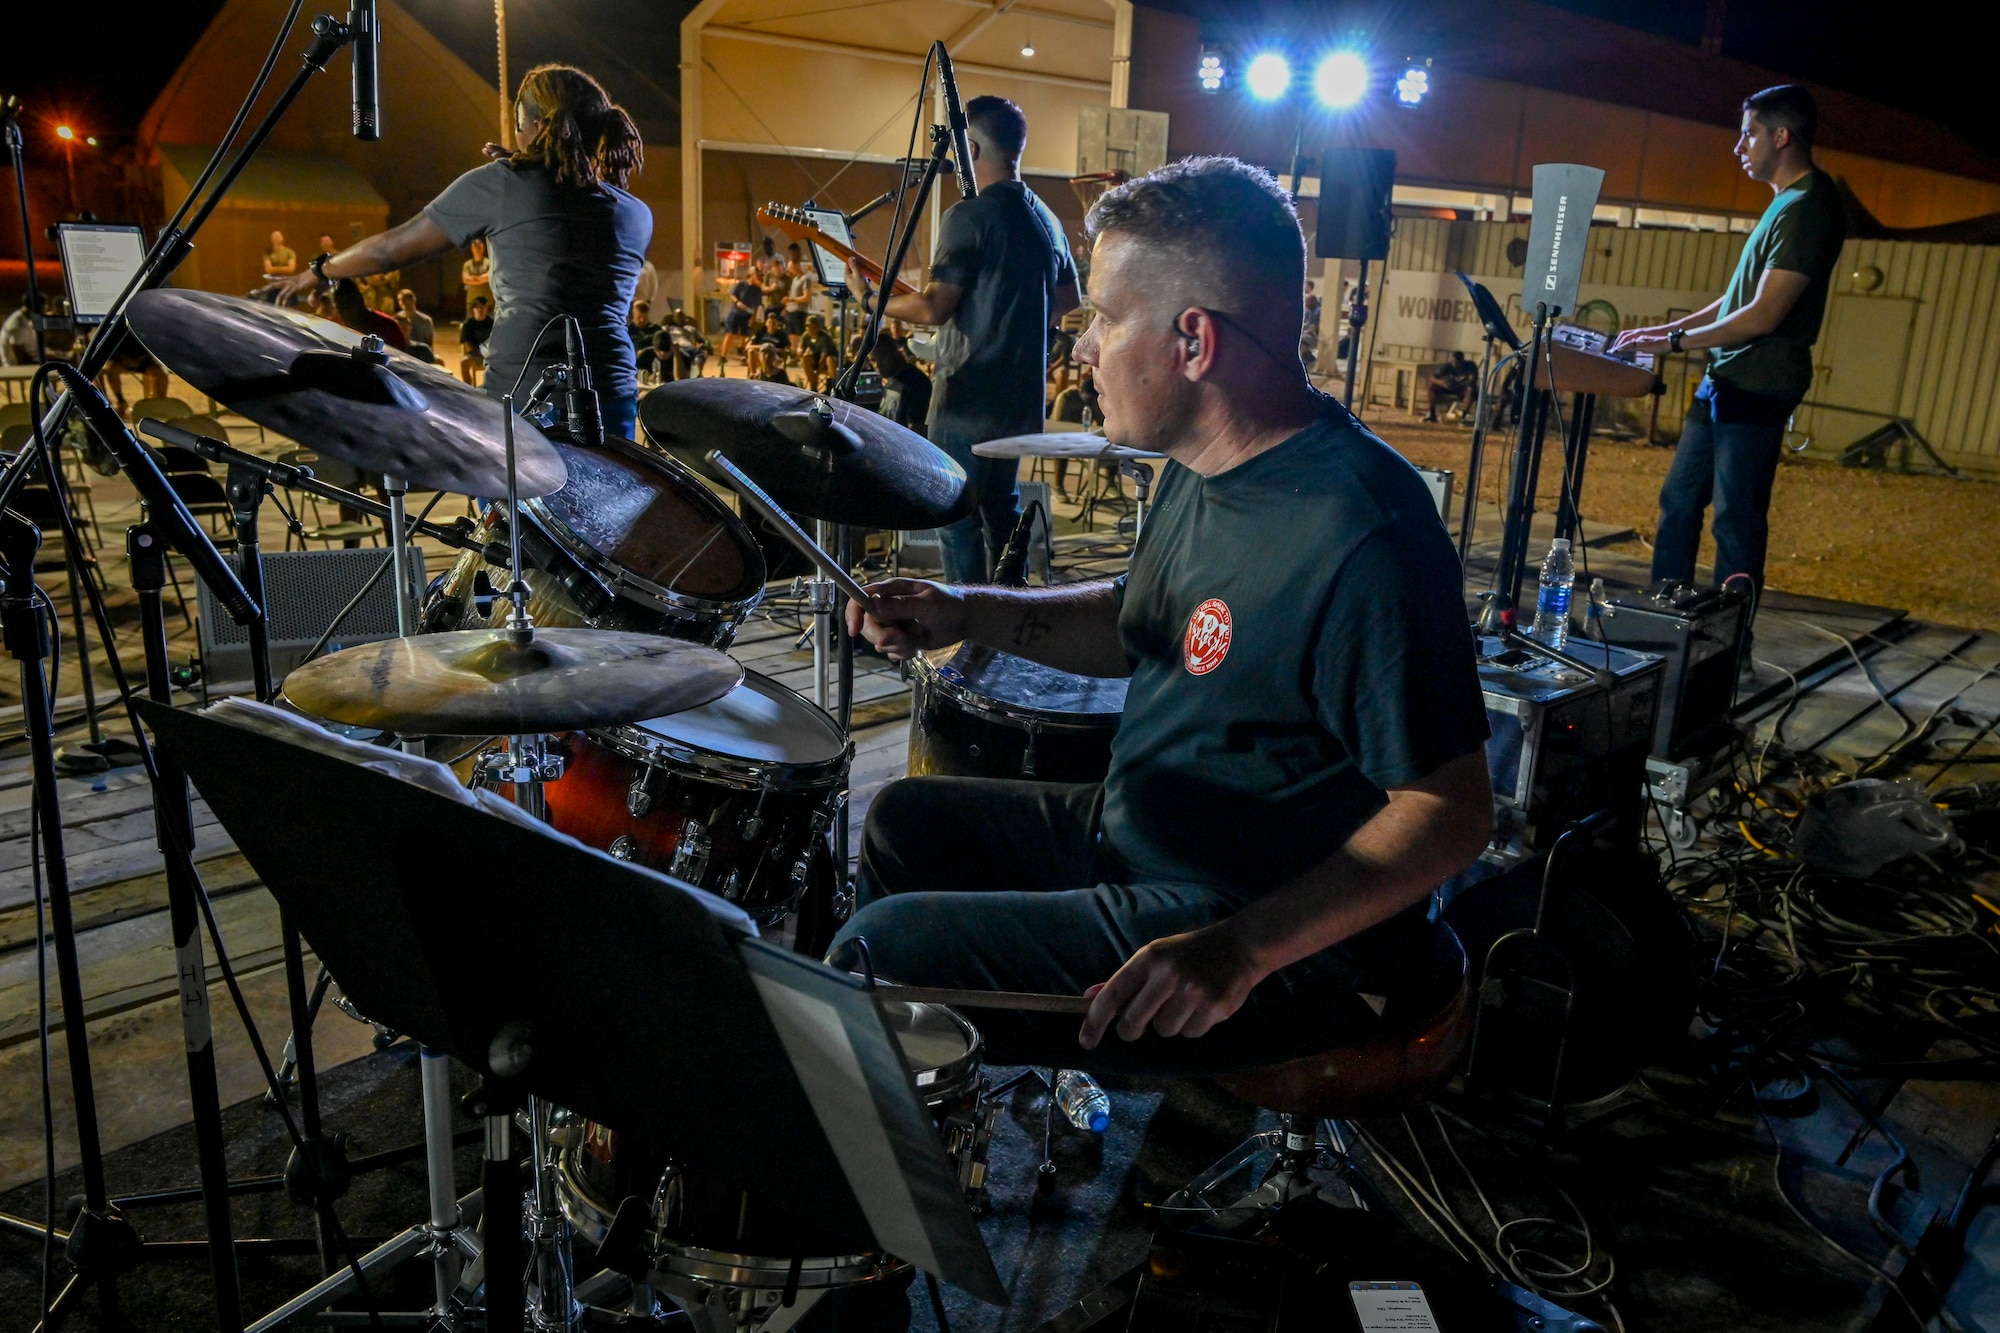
[1478,304,1556,634]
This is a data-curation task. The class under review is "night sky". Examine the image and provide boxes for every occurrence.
[0,0,1988,160]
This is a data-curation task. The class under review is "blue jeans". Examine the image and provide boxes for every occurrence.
[602,393,638,443]
[830,776,1438,1076]
[1651,377,1791,594]
[928,423,1024,584]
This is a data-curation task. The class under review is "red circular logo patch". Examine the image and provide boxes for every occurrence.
[1184,598,1233,675]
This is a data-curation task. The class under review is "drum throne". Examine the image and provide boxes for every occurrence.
[1165,923,1473,1215]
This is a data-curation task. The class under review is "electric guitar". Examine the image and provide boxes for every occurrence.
[756,203,917,296]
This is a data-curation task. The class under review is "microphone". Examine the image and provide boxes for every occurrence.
[934,42,977,200]
[350,0,381,141]
[46,363,260,625]
[563,318,602,445]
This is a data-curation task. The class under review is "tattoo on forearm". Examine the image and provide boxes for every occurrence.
[1012,611,1052,647]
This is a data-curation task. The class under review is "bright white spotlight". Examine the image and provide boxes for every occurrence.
[1245,52,1291,101]
[1396,64,1431,107]
[1197,47,1225,93]
[1314,51,1369,108]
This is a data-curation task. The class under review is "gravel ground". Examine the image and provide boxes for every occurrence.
[1373,416,2000,631]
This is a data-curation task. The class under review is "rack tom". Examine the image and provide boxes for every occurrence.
[908,643,1128,783]
[422,437,764,648]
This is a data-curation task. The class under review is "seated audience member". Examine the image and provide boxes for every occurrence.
[629,300,661,379]
[873,338,932,433]
[1426,350,1478,423]
[331,279,408,350]
[1049,363,1102,497]
[460,295,494,385]
[748,312,792,382]
[796,313,838,391]
[659,309,709,380]
[396,289,436,352]
[1,297,40,365]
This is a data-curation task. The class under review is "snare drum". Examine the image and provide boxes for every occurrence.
[541,672,850,923]
[422,437,765,648]
[909,643,1128,783]
[555,1002,993,1303]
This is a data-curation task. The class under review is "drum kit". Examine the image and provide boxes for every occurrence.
[117,289,1017,1329]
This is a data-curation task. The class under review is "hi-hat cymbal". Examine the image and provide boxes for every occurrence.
[282,629,742,735]
[971,433,1164,462]
[126,290,566,498]
[639,378,971,530]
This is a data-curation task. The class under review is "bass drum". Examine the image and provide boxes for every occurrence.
[541,671,851,925]
[908,642,1128,783]
[422,437,765,648]
[556,1003,994,1303]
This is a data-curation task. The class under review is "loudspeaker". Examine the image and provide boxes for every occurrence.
[1315,147,1396,261]
[196,546,428,690]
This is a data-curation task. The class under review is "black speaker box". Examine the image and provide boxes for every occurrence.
[1314,147,1395,261]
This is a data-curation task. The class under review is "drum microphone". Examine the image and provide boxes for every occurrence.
[350,0,381,141]
[934,42,977,200]
[562,318,603,445]
[44,362,261,625]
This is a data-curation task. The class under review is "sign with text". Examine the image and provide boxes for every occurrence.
[1376,270,1713,356]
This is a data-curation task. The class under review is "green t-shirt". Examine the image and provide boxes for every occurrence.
[1707,168,1844,402]
[1102,400,1491,891]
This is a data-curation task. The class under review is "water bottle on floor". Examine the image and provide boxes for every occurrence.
[1054,1069,1110,1132]
[1531,537,1575,650]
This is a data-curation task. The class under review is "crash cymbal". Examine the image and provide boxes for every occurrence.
[282,628,742,735]
[971,433,1164,462]
[639,378,971,530]
[126,290,566,498]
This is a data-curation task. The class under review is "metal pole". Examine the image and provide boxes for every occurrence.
[813,519,832,710]
[419,1050,463,1316]
[495,0,512,148]
[1456,337,1499,565]
[1342,259,1370,416]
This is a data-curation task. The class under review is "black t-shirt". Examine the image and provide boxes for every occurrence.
[879,363,932,429]
[1103,398,1490,890]
[459,315,494,350]
[929,181,1076,437]
[424,160,651,399]
[731,279,762,312]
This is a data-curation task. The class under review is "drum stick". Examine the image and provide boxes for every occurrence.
[871,984,1094,1014]
[705,450,876,607]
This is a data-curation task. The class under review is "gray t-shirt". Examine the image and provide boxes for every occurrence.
[425,160,652,399]
[929,181,1075,438]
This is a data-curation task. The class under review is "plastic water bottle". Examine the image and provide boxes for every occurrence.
[1531,538,1575,650]
[1054,1069,1110,1132]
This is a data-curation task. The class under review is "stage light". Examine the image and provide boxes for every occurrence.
[1313,51,1368,109]
[1022,41,1035,56]
[1245,52,1291,101]
[1197,46,1226,94]
[1396,62,1432,107]
[55,124,74,141]
[86,136,98,146]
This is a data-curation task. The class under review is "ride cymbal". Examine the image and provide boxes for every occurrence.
[126,290,566,498]
[282,628,742,735]
[970,433,1163,462]
[639,378,971,530]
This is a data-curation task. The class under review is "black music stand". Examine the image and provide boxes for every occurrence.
[136,701,1006,1307]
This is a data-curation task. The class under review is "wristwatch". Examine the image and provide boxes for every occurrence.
[1668,327,1685,353]
[308,252,335,291]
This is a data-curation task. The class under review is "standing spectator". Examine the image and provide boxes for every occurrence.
[395,289,436,353]
[784,255,815,348]
[629,299,661,379]
[748,311,791,381]
[796,313,838,391]
[459,295,493,384]
[760,255,787,323]
[719,267,762,366]
[462,237,492,313]
[633,255,659,309]
[263,230,298,279]
[872,338,931,433]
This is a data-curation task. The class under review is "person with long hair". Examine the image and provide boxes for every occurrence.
[268,64,653,439]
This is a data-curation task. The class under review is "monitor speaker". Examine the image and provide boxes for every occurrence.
[1315,147,1396,261]
[196,545,428,690]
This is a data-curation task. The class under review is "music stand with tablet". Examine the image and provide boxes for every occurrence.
[55,222,147,326]
[137,700,1006,1310]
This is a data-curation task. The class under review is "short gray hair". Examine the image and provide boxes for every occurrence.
[1086,156,1304,316]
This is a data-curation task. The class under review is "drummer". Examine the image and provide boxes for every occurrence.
[267,64,652,440]
[842,157,1495,1073]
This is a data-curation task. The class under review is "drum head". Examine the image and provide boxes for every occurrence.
[928,643,1129,720]
[879,1001,982,1103]
[534,439,765,604]
[630,671,846,767]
